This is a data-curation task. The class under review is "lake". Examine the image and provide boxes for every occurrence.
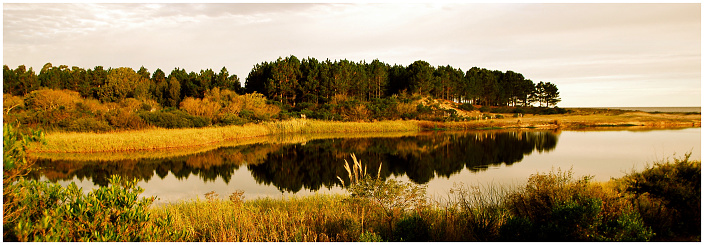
[30,128,701,203]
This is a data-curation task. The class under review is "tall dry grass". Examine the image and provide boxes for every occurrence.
[150,194,367,242]
[28,119,423,153]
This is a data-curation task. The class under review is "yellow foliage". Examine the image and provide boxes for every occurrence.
[180,97,222,120]
[120,98,143,112]
[346,104,370,122]
[396,102,418,115]
[77,98,109,115]
[3,94,24,114]
[24,89,82,111]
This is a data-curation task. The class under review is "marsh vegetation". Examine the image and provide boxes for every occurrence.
[4,124,700,241]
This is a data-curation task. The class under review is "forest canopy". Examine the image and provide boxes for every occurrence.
[245,56,560,108]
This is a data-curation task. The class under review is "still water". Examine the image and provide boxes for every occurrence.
[31,128,701,203]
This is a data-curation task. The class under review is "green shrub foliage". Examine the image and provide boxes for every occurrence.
[622,154,701,240]
[6,176,180,242]
[3,123,181,242]
[500,169,653,241]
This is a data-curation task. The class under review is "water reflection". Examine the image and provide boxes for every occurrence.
[30,131,558,193]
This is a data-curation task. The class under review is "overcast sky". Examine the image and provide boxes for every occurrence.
[3,3,701,107]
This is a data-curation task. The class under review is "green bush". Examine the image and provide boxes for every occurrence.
[138,109,211,128]
[67,117,113,132]
[6,176,180,242]
[478,106,490,113]
[394,213,430,241]
[359,231,384,242]
[501,169,652,242]
[218,113,250,126]
[621,154,701,240]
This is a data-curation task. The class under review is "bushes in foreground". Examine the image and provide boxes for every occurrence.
[3,123,181,241]
[619,154,701,241]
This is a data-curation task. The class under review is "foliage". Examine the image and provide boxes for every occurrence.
[500,169,653,241]
[4,123,46,232]
[3,123,44,171]
[393,213,430,241]
[4,123,180,241]
[338,154,428,240]
[5,176,181,242]
[138,109,210,128]
[24,89,82,111]
[619,154,701,240]
[4,57,566,130]
[245,56,559,110]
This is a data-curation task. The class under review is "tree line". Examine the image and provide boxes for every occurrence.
[4,58,560,110]
[3,63,243,108]
[245,55,561,108]
[3,58,563,132]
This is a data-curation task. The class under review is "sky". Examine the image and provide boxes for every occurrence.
[3,3,701,107]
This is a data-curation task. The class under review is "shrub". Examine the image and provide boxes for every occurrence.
[67,117,113,132]
[359,231,384,242]
[620,154,701,240]
[5,176,181,242]
[501,169,652,241]
[395,102,417,118]
[322,217,361,241]
[3,93,25,114]
[338,154,428,240]
[218,113,250,126]
[24,89,82,111]
[478,106,490,113]
[138,109,210,128]
[394,213,430,241]
[107,108,147,130]
[180,97,221,120]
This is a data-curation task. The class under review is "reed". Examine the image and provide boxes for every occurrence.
[150,194,367,242]
[27,120,423,153]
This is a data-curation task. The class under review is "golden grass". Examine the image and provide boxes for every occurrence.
[151,194,365,242]
[27,123,270,153]
[27,120,423,153]
[26,112,699,154]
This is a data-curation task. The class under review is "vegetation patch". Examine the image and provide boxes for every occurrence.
[4,123,701,242]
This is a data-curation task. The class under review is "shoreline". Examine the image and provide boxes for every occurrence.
[27,111,701,154]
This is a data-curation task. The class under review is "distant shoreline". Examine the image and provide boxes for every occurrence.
[27,110,701,154]
[566,107,701,113]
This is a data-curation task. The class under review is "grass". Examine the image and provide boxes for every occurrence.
[26,110,700,153]
[150,194,364,242]
[27,119,423,153]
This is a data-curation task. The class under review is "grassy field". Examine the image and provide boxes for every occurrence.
[26,111,700,153]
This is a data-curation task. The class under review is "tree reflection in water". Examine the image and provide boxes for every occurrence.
[31,131,558,193]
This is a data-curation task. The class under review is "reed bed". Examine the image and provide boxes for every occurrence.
[151,194,365,242]
[297,120,422,134]
[28,124,271,153]
[27,120,423,153]
[26,112,699,153]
